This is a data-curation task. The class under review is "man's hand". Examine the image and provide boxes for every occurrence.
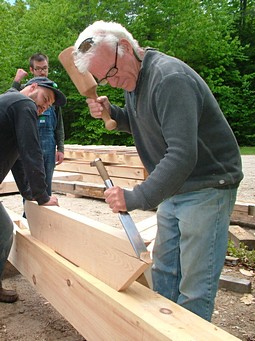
[55,151,64,165]
[86,96,111,119]
[14,69,28,83]
[42,196,59,206]
[104,186,127,213]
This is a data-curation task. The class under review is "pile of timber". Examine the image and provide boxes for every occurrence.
[229,201,255,250]
[52,144,148,199]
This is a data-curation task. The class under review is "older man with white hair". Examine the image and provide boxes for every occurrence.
[73,20,243,321]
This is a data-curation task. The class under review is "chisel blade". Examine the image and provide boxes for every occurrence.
[91,158,153,289]
[118,211,148,257]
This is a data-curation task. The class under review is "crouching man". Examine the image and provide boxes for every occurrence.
[0,77,67,303]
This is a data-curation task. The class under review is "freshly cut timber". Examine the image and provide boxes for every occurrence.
[8,210,241,341]
[24,201,152,291]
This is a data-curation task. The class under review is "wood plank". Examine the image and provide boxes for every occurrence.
[78,173,143,188]
[52,180,105,199]
[52,171,83,181]
[25,201,151,291]
[233,202,255,213]
[0,180,18,194]
[219,275,251,294]
[136,215,158,245]
[136,215,157,232]
[8,222,240,341]
[0,172,18,193]
[56,160,147,180]
[75,181,105,199]
[231,202,255,228]
[52,179,76,193]
[228,225,255,250]
[0,171,82,195]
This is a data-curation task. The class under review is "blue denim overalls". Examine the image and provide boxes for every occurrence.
[38,106,57,195]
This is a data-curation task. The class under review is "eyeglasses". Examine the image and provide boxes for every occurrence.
[97,43,119,86]
[33,66,48,72]
[78,37,94,53]
[78,38,119,86]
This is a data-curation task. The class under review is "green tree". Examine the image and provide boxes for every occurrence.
[0,0,27,90]
[0,0,254,145]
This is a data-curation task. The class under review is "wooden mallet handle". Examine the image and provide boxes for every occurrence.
[58,46,117,131]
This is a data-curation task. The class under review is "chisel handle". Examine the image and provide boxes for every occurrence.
[93,158,113,189]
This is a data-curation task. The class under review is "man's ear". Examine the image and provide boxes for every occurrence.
[119,38,133,54]
[28,82,38,93]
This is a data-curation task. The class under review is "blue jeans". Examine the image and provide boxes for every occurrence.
[41,145,55,196]
[152,187,237,321]
[0,202,13,280]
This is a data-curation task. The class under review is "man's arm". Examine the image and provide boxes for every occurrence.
[12,69,28,90]
[12,100,50,205]
[54,106,65,165]
[11,158,33,200]
[54,106,65,153]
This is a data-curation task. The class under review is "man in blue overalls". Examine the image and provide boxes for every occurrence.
[12,53,65,196]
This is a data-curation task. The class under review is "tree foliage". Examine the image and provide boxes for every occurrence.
[0,0,254,146]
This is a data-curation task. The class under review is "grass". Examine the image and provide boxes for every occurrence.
[228,241,255,270]
[240,146,255,155]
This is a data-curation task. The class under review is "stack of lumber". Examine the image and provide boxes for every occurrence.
[229,201,255,251]
[52,144,148,199]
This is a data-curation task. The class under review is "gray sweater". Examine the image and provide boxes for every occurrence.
[110,50,243,211]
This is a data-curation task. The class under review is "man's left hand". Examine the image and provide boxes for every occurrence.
[55,151,64,165]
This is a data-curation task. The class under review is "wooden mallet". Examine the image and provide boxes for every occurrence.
[58,46,117,131]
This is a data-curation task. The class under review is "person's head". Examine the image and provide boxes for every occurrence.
[74,21,144,92]
[29,53,49,77]
[21,77,66,115]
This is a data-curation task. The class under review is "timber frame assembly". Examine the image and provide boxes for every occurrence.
[8,201,240,341]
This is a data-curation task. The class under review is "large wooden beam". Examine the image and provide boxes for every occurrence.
[24,201,151,291]
[8,219,240,341]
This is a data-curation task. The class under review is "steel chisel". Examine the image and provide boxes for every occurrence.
[91,158,153,288]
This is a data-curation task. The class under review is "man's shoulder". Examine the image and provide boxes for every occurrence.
[5,88,20,94]
[0,90,36,117]
[1,88,30,104]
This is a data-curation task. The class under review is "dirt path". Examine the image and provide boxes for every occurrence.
[0,155,254,341]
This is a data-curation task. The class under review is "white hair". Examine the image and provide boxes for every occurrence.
[73,20,140,74]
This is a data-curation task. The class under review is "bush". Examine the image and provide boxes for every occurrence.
[227,241,255,270]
